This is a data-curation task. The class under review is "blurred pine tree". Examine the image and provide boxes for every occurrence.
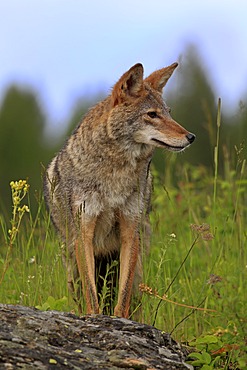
[0,86,48,216]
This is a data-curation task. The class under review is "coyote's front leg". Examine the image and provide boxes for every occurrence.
[114,214,140,318]
[75,217,99,314]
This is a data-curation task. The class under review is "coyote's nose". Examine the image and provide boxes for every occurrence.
[186,133,196,144]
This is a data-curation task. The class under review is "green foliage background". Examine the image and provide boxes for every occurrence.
[0,46,246,368]
[0,46,246,215]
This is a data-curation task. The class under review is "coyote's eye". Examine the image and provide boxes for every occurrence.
[147,111,158,119]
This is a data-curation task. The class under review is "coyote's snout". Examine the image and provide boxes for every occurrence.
[44,62,195,318]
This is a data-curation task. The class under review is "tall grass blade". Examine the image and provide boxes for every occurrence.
[213,98,221,212]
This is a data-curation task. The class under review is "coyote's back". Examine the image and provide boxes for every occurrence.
[44,62,195,317]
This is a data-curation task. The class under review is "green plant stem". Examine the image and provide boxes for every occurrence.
[213,98,221,215]
[152,234,200,326]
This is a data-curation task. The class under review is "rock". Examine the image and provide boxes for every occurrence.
[0,304,193,369]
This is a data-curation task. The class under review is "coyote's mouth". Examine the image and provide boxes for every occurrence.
[151,138,185,151]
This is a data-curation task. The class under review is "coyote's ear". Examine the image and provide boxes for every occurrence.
[145,62,178,92]
[111,63,144,106]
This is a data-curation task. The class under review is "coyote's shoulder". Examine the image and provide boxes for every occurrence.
[44,62,195,317]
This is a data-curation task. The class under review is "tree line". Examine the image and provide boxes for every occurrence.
[0,46,246,216]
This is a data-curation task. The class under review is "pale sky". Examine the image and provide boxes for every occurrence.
[0,0,247,124]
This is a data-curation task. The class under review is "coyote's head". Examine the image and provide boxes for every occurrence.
[107,62,195,152]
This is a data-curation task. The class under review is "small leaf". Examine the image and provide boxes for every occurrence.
[201,351,212,364]
[196,335,218,344]
[189,360,205,366]
[188,352,203,361]
[201,365,213,370]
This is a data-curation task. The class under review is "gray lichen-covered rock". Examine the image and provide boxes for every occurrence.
[0,304,193,369]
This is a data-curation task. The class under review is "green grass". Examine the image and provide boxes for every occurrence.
[0,115,247,368]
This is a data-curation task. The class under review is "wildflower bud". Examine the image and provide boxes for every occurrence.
[13,196,20,205]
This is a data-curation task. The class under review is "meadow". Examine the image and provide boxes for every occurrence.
[0,109,246,369]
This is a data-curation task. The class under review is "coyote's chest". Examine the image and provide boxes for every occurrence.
[73,161,147,217]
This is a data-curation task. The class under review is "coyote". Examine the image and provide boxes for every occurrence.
[44,62,195,318]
